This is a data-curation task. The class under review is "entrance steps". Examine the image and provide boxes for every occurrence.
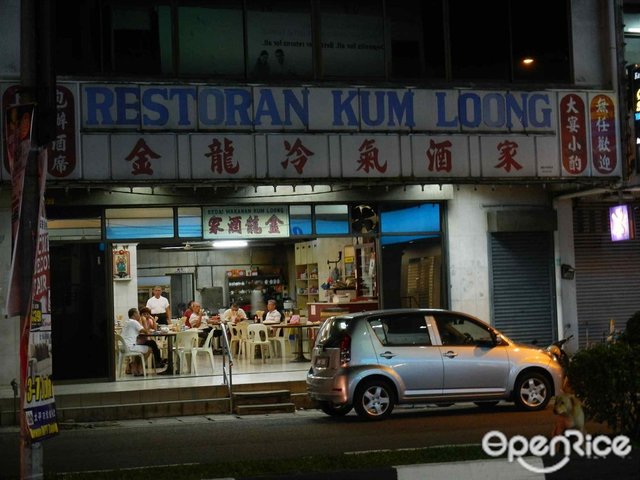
[232,389,296,415]
[0,380,314,426]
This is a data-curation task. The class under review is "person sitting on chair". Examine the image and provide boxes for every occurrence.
[122,308,154,375]
[262,299,282,324]
[136,307,166,369]
[222,303,248,325]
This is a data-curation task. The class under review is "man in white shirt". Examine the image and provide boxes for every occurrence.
[121,308,152,376]
[188,302,208,328]
[262,299,282,324]
[146,286,171,325]
[222,303,248,325]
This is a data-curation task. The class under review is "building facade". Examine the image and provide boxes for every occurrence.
[1,0,638,385]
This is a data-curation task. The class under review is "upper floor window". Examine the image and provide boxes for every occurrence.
[54,0,571,85]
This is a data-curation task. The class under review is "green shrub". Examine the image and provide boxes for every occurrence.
[620,311,640,345]
[568,342,640,440]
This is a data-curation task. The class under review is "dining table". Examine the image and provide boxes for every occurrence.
[148,329,178,374]
[265,321,322,362]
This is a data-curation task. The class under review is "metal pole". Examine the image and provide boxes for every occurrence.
[19,0,43,477]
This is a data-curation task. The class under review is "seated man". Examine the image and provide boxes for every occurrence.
[262,299,282,324]
[222,303,248,325]
[122,308,153,376]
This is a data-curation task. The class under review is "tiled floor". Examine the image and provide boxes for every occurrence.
[0,351,310,399]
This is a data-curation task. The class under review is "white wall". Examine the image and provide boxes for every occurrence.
[446,185,551,324]
[572,0,611,87]
[112,243,139,323]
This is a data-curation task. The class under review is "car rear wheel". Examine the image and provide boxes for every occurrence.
[318,401,352,417]
[514,372,551,411]
[353,378,395,420]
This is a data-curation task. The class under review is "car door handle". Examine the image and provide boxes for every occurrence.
[443,351,458,358]
[380,351,397,359]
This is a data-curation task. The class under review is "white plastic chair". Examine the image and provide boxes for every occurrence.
[246,323,273,363]
[115,334,149,378]
[229,324,244,358]
[174,330,198,375]
[192,328,216,375]
[236,321,250,359]
[269,326,288,361]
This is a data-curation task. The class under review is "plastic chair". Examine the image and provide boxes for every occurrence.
[115,334,150,378]
[246,323,273,363]
[269,326,288,361]
[229,324,244,358]
[236,321,250,359]
[192,328,216,375]
[174,330,198,374]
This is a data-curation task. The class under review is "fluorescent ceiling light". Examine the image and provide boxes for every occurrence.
[627,27,640,33]
[211,240,248,248]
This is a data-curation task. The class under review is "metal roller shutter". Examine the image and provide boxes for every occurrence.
[574,206,640,348]
[490,232,555,345]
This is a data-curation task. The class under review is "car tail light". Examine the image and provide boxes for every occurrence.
[339,334,351,365]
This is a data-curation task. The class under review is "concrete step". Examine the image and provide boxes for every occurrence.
[1,381,314,425]
[232,389,291,406]
[234,402,296,416]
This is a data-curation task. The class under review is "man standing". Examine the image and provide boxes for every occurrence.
[146,286,171,325]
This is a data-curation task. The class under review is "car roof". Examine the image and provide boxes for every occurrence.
[337,308,471,319]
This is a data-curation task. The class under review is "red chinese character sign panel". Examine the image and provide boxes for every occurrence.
[267,135,329,178]
[339,135,401,177]
[191,134,255,179]
[411,136,470,177]
[589,93,619,176]
[203,205,290,239]
[480,136,535,177]
[559,93,589,176]
[110,134,177,179]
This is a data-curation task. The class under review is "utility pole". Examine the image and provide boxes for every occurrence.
[18,0,56,477]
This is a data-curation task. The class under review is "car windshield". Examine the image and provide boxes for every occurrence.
[316,316,352,347]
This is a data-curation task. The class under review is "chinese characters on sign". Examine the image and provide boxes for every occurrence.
[282,138,314,174]
[426,139,452,173]
[494,140,522,173]
[48,86,77,178]
[203,206,290,239]
[559,94,588,175]
[125,138,160,175]
[6,82,620,182]
[206,138,239,174]
[589,94,618,175]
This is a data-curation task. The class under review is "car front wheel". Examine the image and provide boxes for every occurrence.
[514,372,551,411]
[318,401,352,417]
[353,378,395,420]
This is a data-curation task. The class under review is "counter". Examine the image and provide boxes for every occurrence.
[307,300,379,322]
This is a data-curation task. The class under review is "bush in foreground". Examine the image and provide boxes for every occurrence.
[568,341,640,440]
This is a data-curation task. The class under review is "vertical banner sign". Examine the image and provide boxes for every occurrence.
[24,149,58,441]
[559,94,588,175]
[589,94,618,175]
[5,103,35,316]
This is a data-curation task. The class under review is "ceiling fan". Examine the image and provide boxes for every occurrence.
[160,241,214,251]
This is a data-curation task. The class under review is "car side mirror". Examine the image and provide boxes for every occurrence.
[489,331,504,346]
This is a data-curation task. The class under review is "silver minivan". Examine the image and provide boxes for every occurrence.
[307,309,564,420]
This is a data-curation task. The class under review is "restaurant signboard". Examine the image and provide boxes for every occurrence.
[203,205,290,240]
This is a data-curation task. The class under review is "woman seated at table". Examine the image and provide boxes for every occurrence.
[139,306,158,331]
[138,307,169,368]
